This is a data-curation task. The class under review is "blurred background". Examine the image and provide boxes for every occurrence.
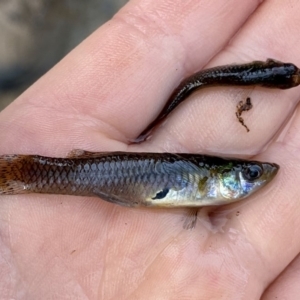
[0,0,128,110]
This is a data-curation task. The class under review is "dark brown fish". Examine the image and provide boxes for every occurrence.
[137,59,300,140]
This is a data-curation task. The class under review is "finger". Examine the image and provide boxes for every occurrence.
[145,0,300,156]
[0,0,262,155]
[262,253,300,299]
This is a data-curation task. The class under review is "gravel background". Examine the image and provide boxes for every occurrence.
[0,0,128,110]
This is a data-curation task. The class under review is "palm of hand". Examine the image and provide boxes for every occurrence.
[0,1,300,299]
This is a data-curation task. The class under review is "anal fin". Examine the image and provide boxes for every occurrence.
[183,208,199,230]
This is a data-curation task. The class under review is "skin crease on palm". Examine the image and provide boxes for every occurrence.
[1,0,300,298]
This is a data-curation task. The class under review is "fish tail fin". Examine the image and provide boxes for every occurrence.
[0,155,28,195]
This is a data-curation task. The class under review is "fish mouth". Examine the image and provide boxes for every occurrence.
[262,162,280,182]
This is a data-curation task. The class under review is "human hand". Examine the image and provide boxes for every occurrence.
[0,1,300,299]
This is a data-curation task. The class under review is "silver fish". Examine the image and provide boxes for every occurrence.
[0,150,278,207]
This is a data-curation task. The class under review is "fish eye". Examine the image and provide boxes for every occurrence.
[243,164,263,181]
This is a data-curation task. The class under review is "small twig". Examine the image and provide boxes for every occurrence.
[235,97,253,132]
